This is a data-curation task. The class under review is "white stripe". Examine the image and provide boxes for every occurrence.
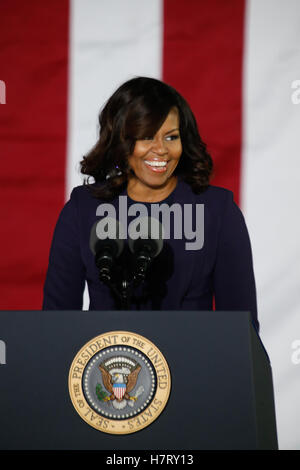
[66,0,163,309]
[242,0,300,449]
[66,0,163,197]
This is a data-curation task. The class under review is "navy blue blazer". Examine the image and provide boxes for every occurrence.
[42,178,259,331]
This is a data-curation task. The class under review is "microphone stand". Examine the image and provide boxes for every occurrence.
[92,215,163,310]
[95,244,153,310]
[98,274,142,310]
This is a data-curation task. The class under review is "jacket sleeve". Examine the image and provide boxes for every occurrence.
[42,189,86,309]
[213,191,259,332]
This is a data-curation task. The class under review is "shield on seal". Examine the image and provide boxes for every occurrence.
[113,383,126,400]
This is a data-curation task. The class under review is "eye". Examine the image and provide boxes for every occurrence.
[165,134,180,141]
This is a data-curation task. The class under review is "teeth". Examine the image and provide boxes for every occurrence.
[145,161,167,167]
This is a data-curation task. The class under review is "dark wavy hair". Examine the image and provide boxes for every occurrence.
[80,76,213,200]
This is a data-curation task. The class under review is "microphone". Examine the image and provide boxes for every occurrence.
[89,217,125,283]
[128,216,164,282]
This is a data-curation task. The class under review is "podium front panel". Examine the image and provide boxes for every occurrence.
[0,310,277,450]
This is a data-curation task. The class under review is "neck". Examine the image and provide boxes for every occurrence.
[127,176,178,203]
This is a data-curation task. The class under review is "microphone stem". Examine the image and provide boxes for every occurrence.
[133,247,152,283]
[120,280,131,310]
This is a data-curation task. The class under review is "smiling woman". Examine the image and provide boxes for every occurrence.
[43,77,259,332]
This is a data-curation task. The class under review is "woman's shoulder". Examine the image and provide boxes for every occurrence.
[176,180,242,230]
[178,178,234,208]
[201,184,235,210]
[202,184,233,199]
[199,186,236,226]
[63,183,108,222]
[69,183,92,197]
[69,182,105,204]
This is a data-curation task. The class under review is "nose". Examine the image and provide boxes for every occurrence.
[151,136,167,155]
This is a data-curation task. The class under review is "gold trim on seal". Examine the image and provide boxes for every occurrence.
[68,331,171,434]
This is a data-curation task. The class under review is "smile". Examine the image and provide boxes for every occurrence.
[144,160,168,172]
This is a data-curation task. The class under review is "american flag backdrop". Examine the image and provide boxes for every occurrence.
[1,0,300,449]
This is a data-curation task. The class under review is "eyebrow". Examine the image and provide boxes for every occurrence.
[165,128,179,134]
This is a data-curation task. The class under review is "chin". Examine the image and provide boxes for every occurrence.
[141,174,173,189]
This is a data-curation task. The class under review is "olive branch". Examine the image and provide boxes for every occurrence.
[96,383,108,401]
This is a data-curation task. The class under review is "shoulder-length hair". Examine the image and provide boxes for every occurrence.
[80,76,213,200]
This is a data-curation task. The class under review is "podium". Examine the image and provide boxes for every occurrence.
[0,310,277,450]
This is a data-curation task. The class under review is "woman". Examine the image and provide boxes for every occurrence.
[42,77,259,331]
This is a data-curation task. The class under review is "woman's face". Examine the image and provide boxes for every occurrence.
[127,107,182,192]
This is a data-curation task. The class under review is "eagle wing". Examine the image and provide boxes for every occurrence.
[126,365,141,393]
[99,366,113,393]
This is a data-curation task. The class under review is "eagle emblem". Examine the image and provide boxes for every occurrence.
[98,355,144,410]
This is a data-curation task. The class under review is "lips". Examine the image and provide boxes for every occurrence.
[144,159,168,173]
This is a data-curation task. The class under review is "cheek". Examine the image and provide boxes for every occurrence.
[128,144,148,167]
[128,155,142,172]
[172,143,183,161]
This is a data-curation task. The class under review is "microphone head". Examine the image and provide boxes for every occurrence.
[128,216,164,258]
[89,217,125,258]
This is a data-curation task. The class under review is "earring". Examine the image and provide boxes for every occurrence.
[115,165,122,176]
[106,165,122,180]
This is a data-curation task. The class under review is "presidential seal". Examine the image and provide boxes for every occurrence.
[68,331,171,434]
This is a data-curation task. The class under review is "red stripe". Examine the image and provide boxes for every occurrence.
[0,0,69,309]
[163,0,245,204]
